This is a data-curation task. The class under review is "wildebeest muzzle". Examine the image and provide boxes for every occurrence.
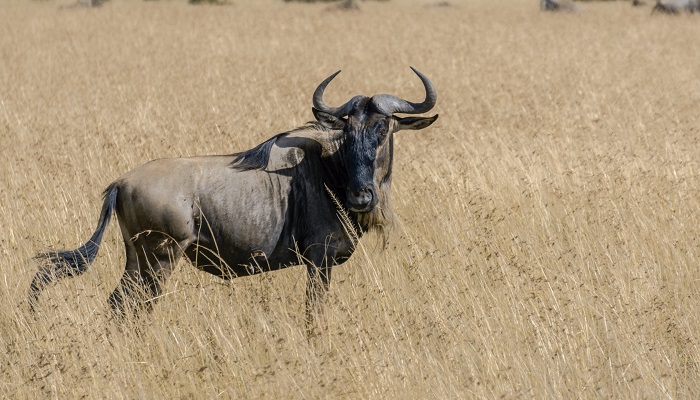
[347,184,377,213]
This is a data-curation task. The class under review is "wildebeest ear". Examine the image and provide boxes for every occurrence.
[395,114,439,131]
[312,108,347,129]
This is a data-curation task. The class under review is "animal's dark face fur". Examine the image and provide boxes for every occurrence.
[343,98,393,213]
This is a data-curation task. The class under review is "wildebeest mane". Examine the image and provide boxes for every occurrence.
[230,122,331,171]
[230,133,284,171]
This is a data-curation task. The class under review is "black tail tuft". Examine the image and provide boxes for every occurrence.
[28,184,119,309]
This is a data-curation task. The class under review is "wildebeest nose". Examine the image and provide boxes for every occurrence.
[348,187,374,210]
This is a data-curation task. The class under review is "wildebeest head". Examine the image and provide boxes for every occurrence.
[311,67,438,215]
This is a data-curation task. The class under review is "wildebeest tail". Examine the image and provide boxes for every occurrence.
[28,183,119,308]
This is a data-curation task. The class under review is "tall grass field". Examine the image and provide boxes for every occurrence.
[1,0,699,397]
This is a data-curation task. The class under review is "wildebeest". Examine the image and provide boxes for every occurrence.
[59,0,104,8]
[326,0,359,11]
[652,0,680,13]
[541,0,560,11]
[540,0,577,12]
[652,0,700,13]
[28,68,438,324]
[685,0,700,12]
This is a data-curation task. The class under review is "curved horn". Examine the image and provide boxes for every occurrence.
[313,70,358,117]
[372,67,437,115]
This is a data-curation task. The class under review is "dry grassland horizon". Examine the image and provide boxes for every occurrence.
[1,0,700,398]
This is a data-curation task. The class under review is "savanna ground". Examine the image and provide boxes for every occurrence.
[1,0,700,398]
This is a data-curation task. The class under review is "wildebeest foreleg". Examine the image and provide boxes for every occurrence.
[303,239,341,331]
[305,262,332,328]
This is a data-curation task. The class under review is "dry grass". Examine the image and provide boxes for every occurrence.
[1,0,700,398]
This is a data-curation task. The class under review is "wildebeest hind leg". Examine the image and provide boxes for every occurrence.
[109,230,188,315]
[108,231,142,315]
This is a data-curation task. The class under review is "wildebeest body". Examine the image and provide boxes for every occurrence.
[29,68,438,323]
[90,129,359,313]
[115,131,356,279]
[118,155,303,276]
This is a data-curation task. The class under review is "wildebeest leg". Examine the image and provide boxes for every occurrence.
[108,229,143,315]
[305,263,332,327]
[304,243,341,331]
[109,230,187,315]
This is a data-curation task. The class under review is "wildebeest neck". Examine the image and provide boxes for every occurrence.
[229,121,392,233]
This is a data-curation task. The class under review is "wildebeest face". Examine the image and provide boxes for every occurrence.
[311,67,438,213]
[313,101,438,213]
[344,102,387,212]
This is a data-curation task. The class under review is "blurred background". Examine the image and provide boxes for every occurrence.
[1,0,699,398]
